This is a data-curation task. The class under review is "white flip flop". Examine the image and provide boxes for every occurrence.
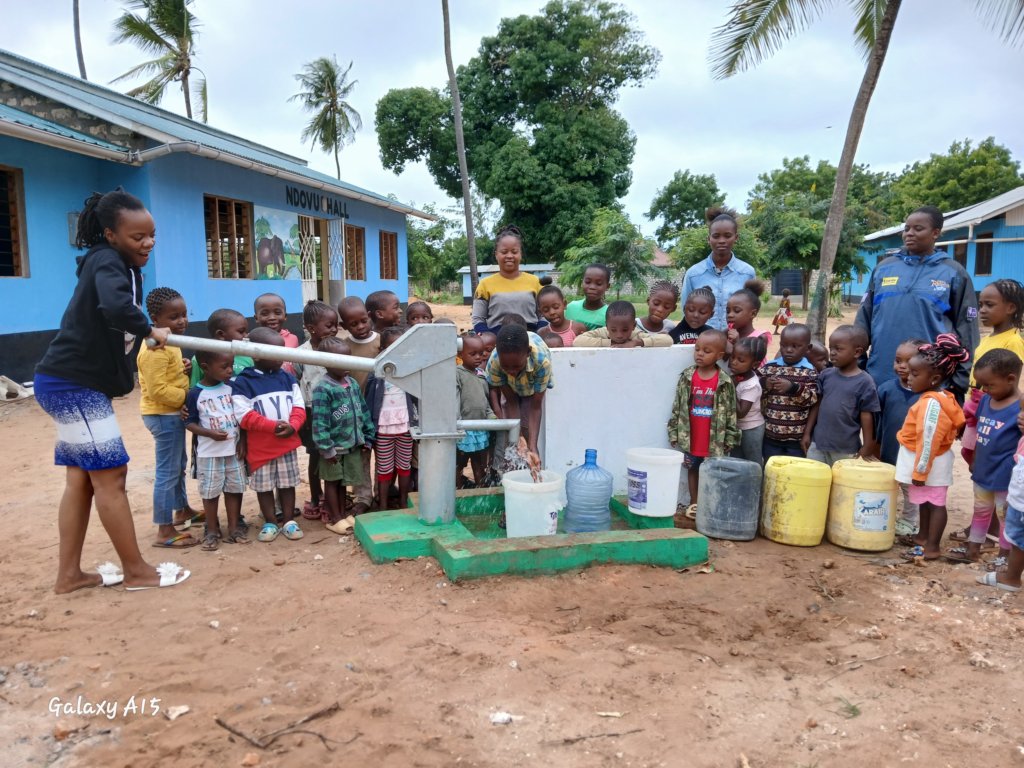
[976,572,1021,592]
[96,562,124,587]
[125,562,191,591]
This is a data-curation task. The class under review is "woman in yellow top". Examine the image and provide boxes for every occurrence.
[472,225,543,333]
[138,287,199,548]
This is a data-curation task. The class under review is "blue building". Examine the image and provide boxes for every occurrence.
[0,49,432,381]
[845,185,1024,300]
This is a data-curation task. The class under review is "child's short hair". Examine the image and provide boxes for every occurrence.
[585,263,612,282]
[207,308,246,336]
[606,300,636,321]
[648,280,680,302]
[502,313,528,329]
[831,323,869,351]
[318,335,350,354]
[782,288,791,297]
[196,349,230,367]
[496,324,529,354]
[405,300,432,321]
[698,328,728,348]
[916,333,970,381]
[433,317,456,325]
[338,296,365,314]
[303,300,335,325]
[365,290,397,317]
[537,284,565,303]
[975,348,1023,377]
[987,279,1024,330]
[542,332,564,348]
[248,326,280,345]
[734,334,767,362]
[145,287,182,320]
[900,337,929,349]
[686,285,716,309]
[730,279,767,312]
[782,322,811,341]
[380,325,406,346]
[254,292,285,311]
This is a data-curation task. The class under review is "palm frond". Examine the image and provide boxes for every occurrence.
[974,0,1024,45]
[192,75,208,123]
[708,0,837,79]
[125,66,177,105]
[110,56,168,84]
[851,0,888,57]
[112,12,174,55]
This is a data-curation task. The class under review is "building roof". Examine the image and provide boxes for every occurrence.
[0,103,126,152]
[864,185,1024,242]
[457,263,556,275]
[0,48,434,220]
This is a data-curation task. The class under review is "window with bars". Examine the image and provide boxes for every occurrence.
[345,224,366,281]
[203,195,253,278]
[379,230,398,280]
[975,233,993,276]
[0,167,26,277]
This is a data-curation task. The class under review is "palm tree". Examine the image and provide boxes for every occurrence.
[442,0,479,293]
[710,0,1024,340]
[111,0,206,122]
[290,56,362,180]
[73,0,87,79]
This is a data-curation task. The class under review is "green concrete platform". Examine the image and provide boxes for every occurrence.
[354,488,708,580]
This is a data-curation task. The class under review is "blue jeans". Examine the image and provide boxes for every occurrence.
[142,414,189,525]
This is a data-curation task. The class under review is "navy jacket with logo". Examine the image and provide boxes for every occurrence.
[854,249,978,393]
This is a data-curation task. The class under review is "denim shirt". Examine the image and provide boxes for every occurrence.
[680,253,757,330]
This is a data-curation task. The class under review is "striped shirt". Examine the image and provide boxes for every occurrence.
[759,357,819,442]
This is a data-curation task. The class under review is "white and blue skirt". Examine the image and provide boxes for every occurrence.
[34,374,130,470]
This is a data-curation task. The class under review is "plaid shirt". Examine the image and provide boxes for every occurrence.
[485,333,553,396]
[667,365,740,456]
[758,357,820,442]
[311,375,376,459]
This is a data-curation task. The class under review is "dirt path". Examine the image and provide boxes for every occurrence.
[1,303,1021,767]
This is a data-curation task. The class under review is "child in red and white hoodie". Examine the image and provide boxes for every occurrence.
[231,327,306,543]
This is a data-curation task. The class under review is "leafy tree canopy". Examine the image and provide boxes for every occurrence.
[560,207,656,298]
[376,0,660,260]
[671,223,766,273]
[646,170,723,247]
[890,137,1023,217]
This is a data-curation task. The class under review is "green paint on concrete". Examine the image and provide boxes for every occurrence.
[354,488,707,580]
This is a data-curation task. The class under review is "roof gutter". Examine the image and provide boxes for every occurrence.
[0,118,133,163]
[132,142,436,221]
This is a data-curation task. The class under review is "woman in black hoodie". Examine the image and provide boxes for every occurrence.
[34,189,190,592]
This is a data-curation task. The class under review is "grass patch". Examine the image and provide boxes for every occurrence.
[836,696,861,719]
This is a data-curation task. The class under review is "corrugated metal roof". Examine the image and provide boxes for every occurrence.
[0,48,433,219]
[865,186,1024,242]
[0,102,125,152]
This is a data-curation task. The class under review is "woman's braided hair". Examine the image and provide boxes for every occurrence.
[916,333,970,382]
[145,287,182,321]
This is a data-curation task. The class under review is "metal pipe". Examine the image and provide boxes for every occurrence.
[0,119,132,162]
[157,333,377,372]
[456,419,519,432]
[416,437,457,526]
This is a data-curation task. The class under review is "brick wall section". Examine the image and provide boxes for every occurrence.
[0,81,145,150]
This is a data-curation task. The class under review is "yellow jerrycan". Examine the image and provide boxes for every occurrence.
[826,459,897,551]
[761,456,832,546]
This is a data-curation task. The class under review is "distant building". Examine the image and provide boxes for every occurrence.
[845,185,1024,301]
[0,49,432,381]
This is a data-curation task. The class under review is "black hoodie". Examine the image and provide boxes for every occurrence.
[36,244,152,398]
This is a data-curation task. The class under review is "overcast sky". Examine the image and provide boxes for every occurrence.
[2,0,1022,235]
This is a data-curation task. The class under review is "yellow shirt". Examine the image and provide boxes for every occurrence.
[970,328,1024,388]
[137,345,189,415]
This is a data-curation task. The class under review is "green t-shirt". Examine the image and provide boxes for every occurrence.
[565,300,608,331]
[189,354,255,387]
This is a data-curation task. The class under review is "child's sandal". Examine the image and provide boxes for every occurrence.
[201,531,221,551]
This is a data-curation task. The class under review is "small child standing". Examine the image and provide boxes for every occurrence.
[138,287,198,548]
[759,323,819,460]
[725,281,773,365]
[312,337,376,533]
[978,424,1024,592]
[896,334,968,561]
[405,301,434,325]
[574,301,673,348]
[805,325,880,466]
[729,335,767,464]
[947,349,1021,564]
[566,263,611,330]
[365,327,418,510]
[457,334,496,487]
[254,292,298,375]
[537,285,586,347]
[231,327,306,543]
[668,329,740,513]
[293,300,339,521]
[772,288,792,334]
[876,339,925,540]
[636,281,679,335]
[338,296,380,513]
[185,351,247,550]
[668,287,715,345]
[188,308,254,387]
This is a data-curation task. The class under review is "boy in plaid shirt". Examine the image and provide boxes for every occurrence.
[759,323,820,460]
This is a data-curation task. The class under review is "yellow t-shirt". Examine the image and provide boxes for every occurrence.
[137,345,189,415]
[970,328,1024,387]
[471,272,542,330]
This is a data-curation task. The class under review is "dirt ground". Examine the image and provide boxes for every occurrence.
[2,304,1022,768]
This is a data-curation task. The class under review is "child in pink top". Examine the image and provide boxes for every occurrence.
[254,292,298,374]
[726,280,772,366]
[537,285,586,347]
[729,335,766,464]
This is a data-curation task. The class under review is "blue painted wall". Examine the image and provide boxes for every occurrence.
[0,136,409,337]
[846,212,1024,299]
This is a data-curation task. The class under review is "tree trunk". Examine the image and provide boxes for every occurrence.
[334,143,341,180]
[181,67,193,120]
[802,270,810,310]
[806,0,902,341]
[73,0,87,79]
[442,0,478,293]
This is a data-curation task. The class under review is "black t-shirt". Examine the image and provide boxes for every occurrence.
[669,321,712,346]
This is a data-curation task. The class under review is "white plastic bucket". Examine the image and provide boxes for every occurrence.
[626,447,684,517]
[501,469,565,538]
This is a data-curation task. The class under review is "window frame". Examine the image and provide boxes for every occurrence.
[379,230,398,281]
[203,195,254,279]
[0,165,28,278]
[345,224,366,282]
[974,232,993,277]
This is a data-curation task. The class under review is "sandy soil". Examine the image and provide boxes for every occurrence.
[2,304,1022,767]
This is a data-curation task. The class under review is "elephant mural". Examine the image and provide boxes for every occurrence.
[256,235,286,277]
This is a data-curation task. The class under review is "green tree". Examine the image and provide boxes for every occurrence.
[560,207,656,298]
[376,0,660,260]
[290,56,362,180]
[646,170,723,246]
[111,0,206,122]
[671,224,766,273]
[710,0,1024,340]
[890,137,1023,216]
